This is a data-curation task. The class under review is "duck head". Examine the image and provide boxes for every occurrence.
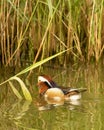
[38,75,57,88]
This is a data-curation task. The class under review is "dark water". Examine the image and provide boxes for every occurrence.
[0,64,104,130]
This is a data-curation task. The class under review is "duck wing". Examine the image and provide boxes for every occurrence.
[61,87,87,95]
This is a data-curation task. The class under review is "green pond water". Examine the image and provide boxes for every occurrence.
[0,64,104,130]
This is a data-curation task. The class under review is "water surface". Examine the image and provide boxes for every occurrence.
[0,64,104,130]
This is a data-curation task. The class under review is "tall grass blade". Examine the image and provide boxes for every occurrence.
[33,0,60,64]
[47,0,53,18]
[16,49,70,77]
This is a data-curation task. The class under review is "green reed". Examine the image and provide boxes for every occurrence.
[0,0,104,66]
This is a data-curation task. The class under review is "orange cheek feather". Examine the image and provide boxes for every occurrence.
[38,85,48,95]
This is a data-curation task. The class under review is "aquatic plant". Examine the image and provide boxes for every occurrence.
[0,49,68,100]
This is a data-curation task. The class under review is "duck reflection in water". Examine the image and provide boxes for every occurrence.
[37,75,87,110]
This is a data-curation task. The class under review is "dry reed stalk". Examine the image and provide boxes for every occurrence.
[0,0,104,67]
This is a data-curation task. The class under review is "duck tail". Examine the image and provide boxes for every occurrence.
[62,87,87,95]
[77,88,87,93]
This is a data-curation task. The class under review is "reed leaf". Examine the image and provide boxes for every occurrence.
[0,49,69,86]
[9,81,22,100]
[16,49,69,77]
[9,76,32,101]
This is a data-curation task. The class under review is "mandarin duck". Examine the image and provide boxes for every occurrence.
[37,75,87,102]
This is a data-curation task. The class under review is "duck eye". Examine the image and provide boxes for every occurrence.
[38,76,43,82]
[38,79,42,82]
